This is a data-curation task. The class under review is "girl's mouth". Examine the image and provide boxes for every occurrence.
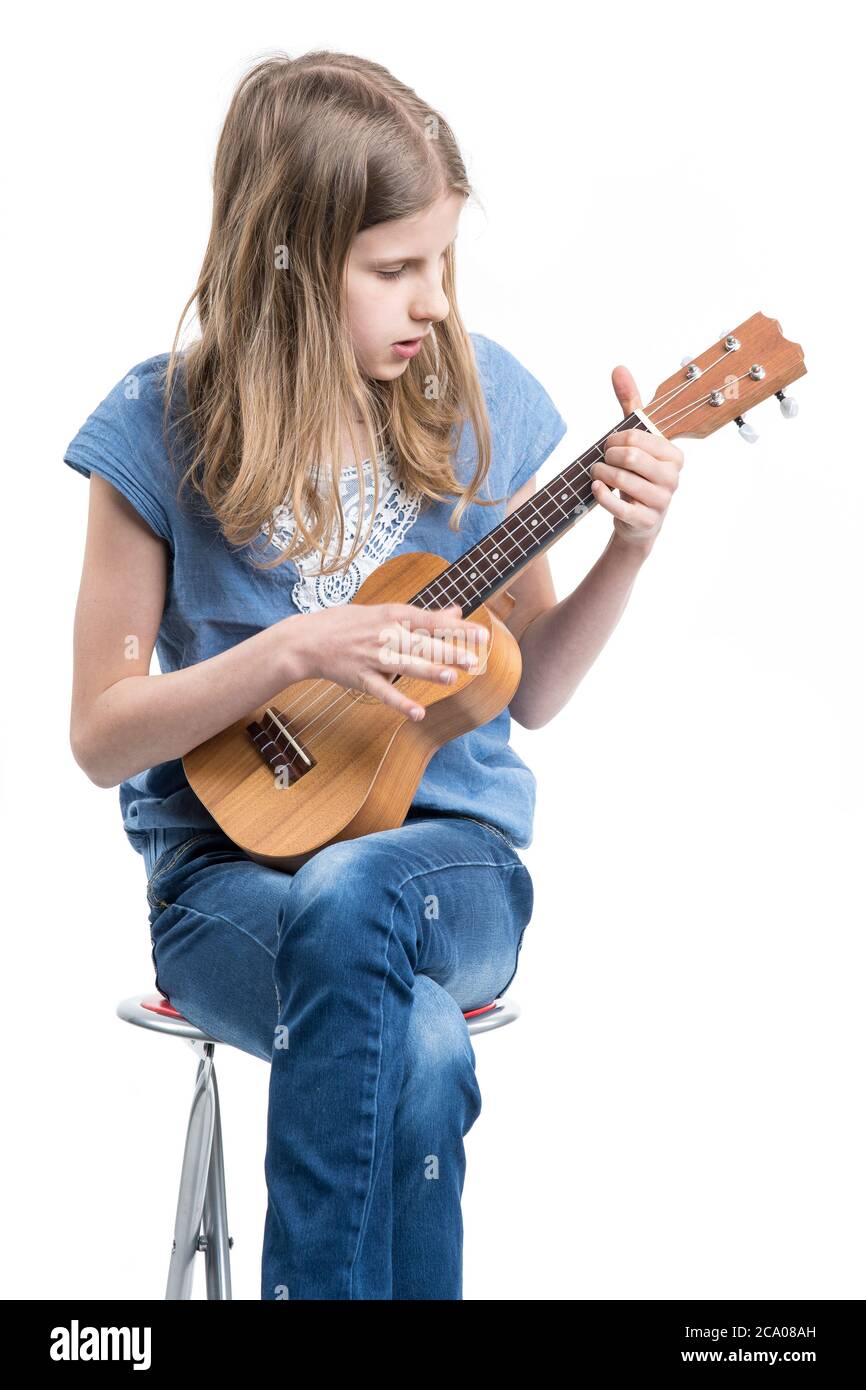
[392,338,422,359]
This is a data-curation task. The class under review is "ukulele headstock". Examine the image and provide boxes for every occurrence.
[645,312,807,442]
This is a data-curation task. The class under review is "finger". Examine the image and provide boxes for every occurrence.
[377,620,486,674]
[391,602,486,635]
[590,459,670,509]
[408,628,487,667]
[611,364,642,415]
[380,607,487,672]
[360,669,427,720]
[598,448,680,491]
[379,640,480,678]
[591,478,659,528]
[603,429,680,463]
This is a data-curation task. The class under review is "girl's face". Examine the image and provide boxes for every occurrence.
[345,190,464,380]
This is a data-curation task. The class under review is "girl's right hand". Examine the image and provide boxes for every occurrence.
[286,602,488,720]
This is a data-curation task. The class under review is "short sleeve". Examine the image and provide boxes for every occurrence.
[473,334,568,500]
[62,359,173,544]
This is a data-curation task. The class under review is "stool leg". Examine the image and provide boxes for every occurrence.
[202,1063,232,1300]
[165,1042,217,1299]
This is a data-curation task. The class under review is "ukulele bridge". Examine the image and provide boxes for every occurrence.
[246,706,316,785]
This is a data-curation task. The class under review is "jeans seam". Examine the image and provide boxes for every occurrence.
[459,815,518,852]
[347,889,401,1298]
[146,832,217,910]
[345,851,529,1292]
[401,858,532,1005]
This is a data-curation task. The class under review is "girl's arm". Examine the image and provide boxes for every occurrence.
[502,366,683,729]
[501,483,651,730]
[71,477,482,788]
[70,476,311,788]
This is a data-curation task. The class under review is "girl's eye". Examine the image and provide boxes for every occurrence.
[377,267,406,280]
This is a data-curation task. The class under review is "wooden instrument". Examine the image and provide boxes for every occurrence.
[183,312,807,871]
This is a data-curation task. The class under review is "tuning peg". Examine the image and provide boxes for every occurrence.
[775,389,799,419]
[680,355,694,367]
[734,414,759,443]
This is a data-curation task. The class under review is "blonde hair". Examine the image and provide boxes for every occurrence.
[161,48,498,575]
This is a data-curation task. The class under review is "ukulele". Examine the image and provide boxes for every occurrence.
[183,311,806,872]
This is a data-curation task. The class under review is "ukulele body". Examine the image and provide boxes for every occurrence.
[181,549,522,873]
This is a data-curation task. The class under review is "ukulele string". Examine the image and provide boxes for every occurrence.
[266,415,638,759]
[651,370,753,432]
[265,380,725,768]
[641,346,740,418]
[263,374,735,772]
[272,403,662,746]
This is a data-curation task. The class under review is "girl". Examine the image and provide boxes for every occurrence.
[64,50,683,1300]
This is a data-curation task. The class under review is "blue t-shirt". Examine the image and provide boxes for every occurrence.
[63,333,567,853]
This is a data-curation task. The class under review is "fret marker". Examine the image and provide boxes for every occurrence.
[469,571,477,579]
[531,518,538,526]
[492,552,499,560]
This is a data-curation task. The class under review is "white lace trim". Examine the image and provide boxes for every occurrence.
[261,446,423,613]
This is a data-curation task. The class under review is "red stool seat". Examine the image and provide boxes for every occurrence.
[142,991,500,1024]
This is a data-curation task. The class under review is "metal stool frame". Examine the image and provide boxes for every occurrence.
[117,990,519,1299]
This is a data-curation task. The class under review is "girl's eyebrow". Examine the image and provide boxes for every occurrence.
[370,236,458,267]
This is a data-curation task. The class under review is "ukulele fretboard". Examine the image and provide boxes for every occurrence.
[408,411,650,614]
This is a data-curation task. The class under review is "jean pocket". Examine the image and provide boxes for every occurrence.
[146,832,216,913]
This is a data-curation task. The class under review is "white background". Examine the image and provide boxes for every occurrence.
[2,0,863,1300]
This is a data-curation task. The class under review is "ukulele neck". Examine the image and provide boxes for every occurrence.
[408,409,657,615]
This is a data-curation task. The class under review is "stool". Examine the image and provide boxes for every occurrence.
[116,988,520,1299]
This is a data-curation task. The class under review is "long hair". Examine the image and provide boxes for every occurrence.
[161,49,498,574]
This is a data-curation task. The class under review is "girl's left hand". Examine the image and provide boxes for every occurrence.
[589,365,685,551]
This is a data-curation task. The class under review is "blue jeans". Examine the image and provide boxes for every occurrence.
[141,810,534,1300]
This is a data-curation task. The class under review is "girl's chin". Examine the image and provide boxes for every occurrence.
[363,355,409,381]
